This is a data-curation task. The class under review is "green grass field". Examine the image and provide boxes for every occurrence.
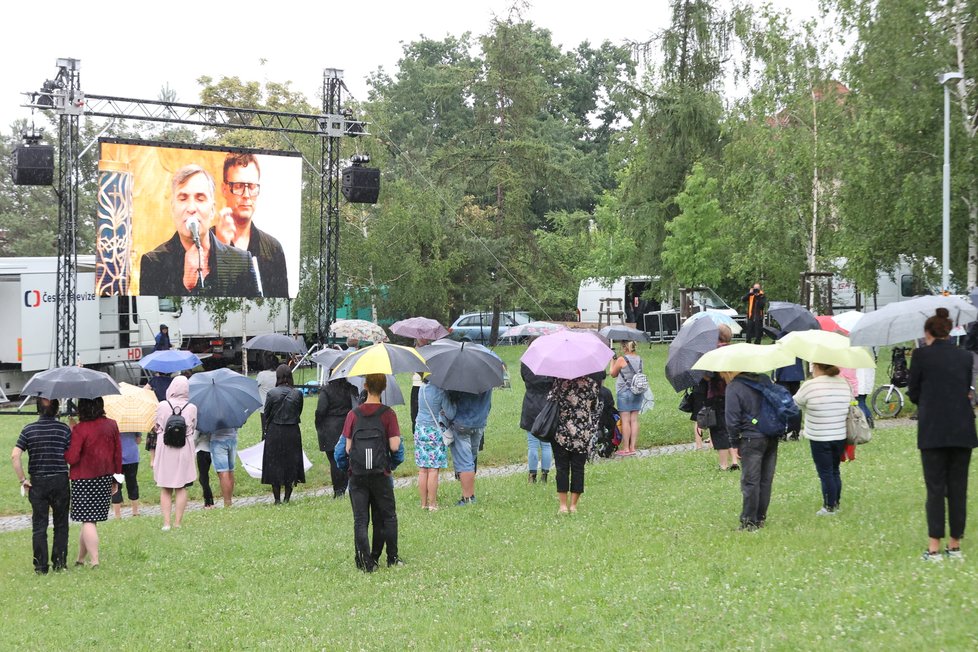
[1,343,974,649]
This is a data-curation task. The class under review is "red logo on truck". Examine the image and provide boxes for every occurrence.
[23,290,41,307]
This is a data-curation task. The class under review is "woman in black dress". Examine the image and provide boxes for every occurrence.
[907,308,978,561]
[262,365,305,504]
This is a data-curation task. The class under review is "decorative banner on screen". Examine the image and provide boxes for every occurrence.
[96,139,302,299]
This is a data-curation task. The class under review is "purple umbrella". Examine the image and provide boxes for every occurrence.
[520,331,615,379]
[390,317,449,341]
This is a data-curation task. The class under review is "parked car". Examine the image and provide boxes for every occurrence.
[449,311,532,344]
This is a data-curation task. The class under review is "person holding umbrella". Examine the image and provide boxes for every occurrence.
[153,376,198,530]
[262,364,306,504]
[448,389,492,506]
[550,375,601,514]
[908,308,978,561]
[520,361,554,483]
[694,325,740,471]
[65,397,122,567]
[741,283,767,345]
[609,341,644,456]
[414,374,455,510]
[315,368,359,499]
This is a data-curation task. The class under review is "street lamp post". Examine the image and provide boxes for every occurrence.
[939,71,963,292]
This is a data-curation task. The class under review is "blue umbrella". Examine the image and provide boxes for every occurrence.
[188,368,262,432]
[139,350,202,373]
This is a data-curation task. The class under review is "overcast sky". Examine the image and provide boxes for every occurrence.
[2,0,821,132]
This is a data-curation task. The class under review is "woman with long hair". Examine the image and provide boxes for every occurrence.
[65,397,122,567]
[609,340,643,455]
[262,364,306,504]
[152,376,198,530]
[908,308,978,561]
[414,375,455,510]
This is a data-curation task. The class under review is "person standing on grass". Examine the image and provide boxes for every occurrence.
[340,373,403,571]
[65,398,122,568]
[907,308,978,562]
[792,363,853,516]
[255,355,278,439]
[208,427,238,508]
[414,375,455,510]
[520,361,554,483]
[695,325,739,471]
[609,341,643,456]
[549,375,601,514]
[153,376,198,530]
[448,389,492,506]
[111,431,142,519]
[11,398,72,574]
[261,364,306,504]
[723,371,780,531]
[195,431,215,509]
[315,372,359,499]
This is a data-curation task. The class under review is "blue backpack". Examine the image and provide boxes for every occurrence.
[737,377,800,437]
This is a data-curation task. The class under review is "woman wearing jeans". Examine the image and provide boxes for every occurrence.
[520,362,554,483]
[792,363,853,515]
[549,375,600,514]
[908,308,978,562]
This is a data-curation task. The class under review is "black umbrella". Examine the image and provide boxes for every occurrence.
[348,374,406,406]
[665,317,718,392]
[767,301,819,333]
[418,340,505,394]
[242,333,306,355]
[598,325,650,343]
[21,366,121,399]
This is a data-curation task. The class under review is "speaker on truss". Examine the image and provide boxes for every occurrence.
[12,145,54,186]
[341,166,380,204]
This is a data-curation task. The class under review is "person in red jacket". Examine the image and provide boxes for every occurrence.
[65,397,122,568]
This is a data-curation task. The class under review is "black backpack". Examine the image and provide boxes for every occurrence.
[890,347,910,388]
[162,401,188,448]
[737,377,801,437]
[349,405,390,475]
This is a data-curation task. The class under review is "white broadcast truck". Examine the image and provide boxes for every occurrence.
[0,256,300,398]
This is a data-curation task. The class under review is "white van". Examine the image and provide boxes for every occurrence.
[576,276,658,323]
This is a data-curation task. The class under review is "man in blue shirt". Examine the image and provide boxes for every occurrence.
[449,390,492,506]
[10,398,72,574]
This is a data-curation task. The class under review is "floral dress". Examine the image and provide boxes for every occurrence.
[549,377,601,454]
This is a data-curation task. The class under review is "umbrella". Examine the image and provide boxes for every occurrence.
[777,330,876,369]
[598,325,650,342]
[349,374,406,406]
[329,342,428,379]
[568,327,612,347]
[767,301,820,333]
[237,440,312,480]
[685,310,743,335]
[311,348,348,371]
[848,295,978,346]
[188,368,262,432]
[832,310,864,333]
[102,382,158,432]
[815,315,848,334]
[665,317,719,392]
[691,343,795,373]
[21,366,121,399]
[138,349,202,373]
[389,317,449,341]
[242,333,306,355]
[503,321,568,339]
[520,331,615,380]
[329,319,389,343]
[418,340,506,394]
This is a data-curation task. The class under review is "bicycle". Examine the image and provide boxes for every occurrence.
[871,346,909,418]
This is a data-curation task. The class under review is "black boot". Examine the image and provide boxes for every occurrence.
[528,472,537,483]
[541,471,549,484]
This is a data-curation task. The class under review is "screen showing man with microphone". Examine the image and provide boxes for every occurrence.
[139,164,258,297]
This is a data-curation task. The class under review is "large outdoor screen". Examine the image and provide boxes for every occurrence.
[96,139,302,299]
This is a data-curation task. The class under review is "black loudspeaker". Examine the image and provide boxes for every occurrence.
[341,166,380,204]
[12,145,55,186]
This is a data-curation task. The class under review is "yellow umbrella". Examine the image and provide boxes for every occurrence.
[103,382,159,432]
[691,343,795,373]
[777,330,876,369]
[328,342,428,379]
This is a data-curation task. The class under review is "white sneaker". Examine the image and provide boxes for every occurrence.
[161,525,171,532]
[945,547,964,561]
[815,507,837,516]
[921,550,943,563]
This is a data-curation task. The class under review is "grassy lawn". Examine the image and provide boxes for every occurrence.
[1,419,976,649]
[0,343,698,515]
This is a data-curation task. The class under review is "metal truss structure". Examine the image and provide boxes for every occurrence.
[22,59,366,365]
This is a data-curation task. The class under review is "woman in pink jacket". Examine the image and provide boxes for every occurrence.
[152,376,198,530]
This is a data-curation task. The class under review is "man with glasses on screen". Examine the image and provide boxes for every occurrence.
[140,164,259,297]
[213,153,289,297]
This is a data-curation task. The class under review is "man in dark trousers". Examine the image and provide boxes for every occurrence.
[10,398,72,574]
[741,283,767,344]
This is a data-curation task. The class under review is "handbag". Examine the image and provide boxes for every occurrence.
[624,357,649,395]
[678,389,695,413]
[530,400,560,443]
[695,406,717,429]
[845,404,872,445]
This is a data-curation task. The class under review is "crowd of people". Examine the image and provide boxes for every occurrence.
[10,305,976,573]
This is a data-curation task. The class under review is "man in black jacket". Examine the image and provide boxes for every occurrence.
[741,284,766,344]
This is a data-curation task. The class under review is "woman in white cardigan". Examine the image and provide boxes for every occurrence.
[793,363,854,515]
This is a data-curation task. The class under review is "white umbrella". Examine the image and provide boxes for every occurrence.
[848,295,978,346]
[832,310,864,333]
[237,441,313,480]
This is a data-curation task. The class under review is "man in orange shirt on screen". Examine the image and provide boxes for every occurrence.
[213,153,289,297]
[140,165,258,297]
